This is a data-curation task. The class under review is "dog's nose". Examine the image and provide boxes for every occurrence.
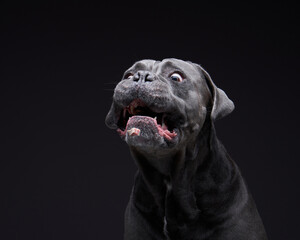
[133,71,155,83]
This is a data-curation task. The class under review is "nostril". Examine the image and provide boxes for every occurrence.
[145,73,154,82]
[133,71,155,82]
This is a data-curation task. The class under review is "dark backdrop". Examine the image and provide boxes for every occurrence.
[0,1,299,239]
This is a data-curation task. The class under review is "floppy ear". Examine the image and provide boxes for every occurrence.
[196,64,235,121]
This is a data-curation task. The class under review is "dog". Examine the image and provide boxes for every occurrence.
[105,58,268,239]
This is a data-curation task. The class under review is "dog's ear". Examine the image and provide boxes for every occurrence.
[195,64,235,121]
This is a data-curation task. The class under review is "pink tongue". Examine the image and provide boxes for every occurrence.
[117,116,177,140]
[157,124,177,140]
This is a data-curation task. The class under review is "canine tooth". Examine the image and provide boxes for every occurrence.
[162,115,168,130]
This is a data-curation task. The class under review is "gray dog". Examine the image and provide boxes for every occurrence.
[105,58,268,240]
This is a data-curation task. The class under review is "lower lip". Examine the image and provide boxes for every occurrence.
[117,115,177,141]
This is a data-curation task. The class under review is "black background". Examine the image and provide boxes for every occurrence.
[0,1,299,239]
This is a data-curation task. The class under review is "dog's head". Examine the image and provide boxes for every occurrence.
[105,58,234,153]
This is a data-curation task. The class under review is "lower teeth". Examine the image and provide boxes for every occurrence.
[127,128,141,136]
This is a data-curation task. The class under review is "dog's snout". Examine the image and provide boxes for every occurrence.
[133,71,155,83]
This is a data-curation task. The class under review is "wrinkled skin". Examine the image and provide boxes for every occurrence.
[105,59,268,240]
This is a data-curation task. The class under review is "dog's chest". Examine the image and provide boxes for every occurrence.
[162,180,172,239]
[163,216,169,239]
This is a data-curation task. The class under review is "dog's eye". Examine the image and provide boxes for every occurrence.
[124,73,134,80]
[170,72,183,82]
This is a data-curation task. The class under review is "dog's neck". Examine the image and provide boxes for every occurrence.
[128,119,244,236]
[129,119,228,210]
[130,119,212,173]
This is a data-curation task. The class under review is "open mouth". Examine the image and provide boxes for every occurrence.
[116,99,177,141]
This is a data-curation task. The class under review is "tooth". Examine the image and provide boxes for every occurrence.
[162,115,167,130]
[127,128,140,136]
[154,116,157,122]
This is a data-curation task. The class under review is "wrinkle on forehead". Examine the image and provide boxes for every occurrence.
[128,58,199,78]
[130,59,158,71]
[158,58,198,75]
[161,58,194,69]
